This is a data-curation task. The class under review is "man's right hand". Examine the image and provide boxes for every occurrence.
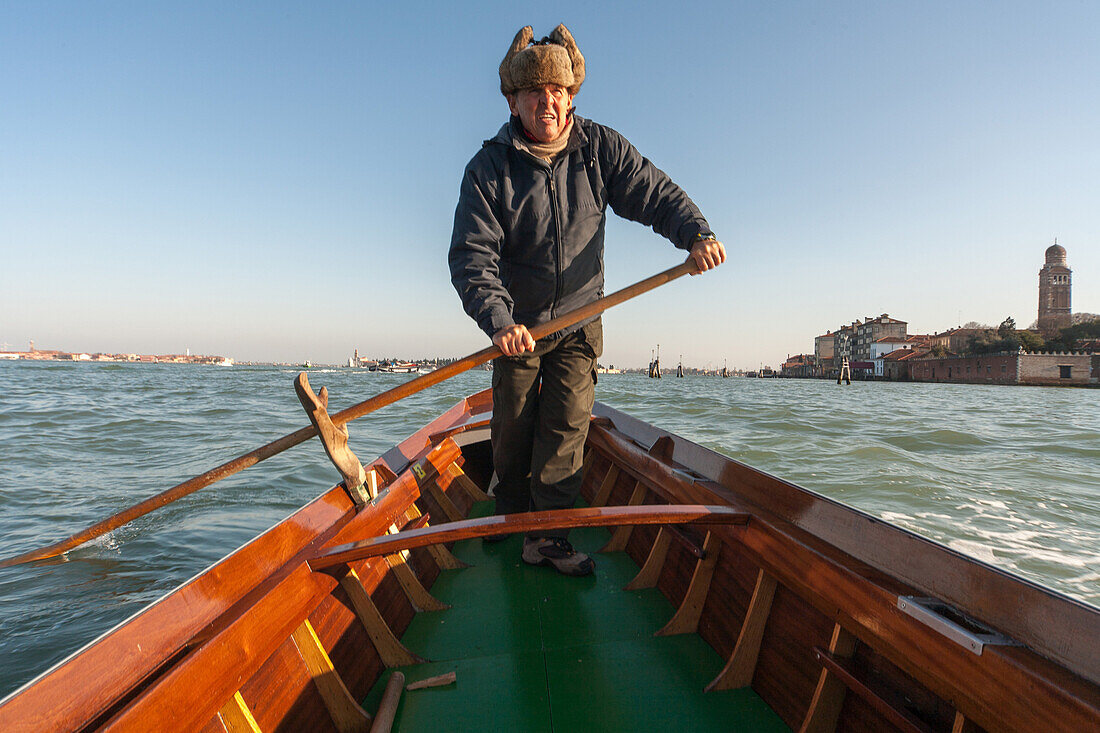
[493,325,536,356]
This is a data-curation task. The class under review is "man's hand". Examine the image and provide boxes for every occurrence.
[688,238,726,275]
[493,324,536,356]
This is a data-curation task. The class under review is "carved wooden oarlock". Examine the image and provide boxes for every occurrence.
[295,372,371,505]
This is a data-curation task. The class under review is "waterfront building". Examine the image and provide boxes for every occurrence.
[780,354,814,378]
[870,337,918,378]
[882,347,928,381]
[1038,242,1072,335]
[814,332,835,377]
[910,351,1097,386]
[930,328,986,354]
[852,314,907,361]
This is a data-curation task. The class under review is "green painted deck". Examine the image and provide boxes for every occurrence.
[363,501,787,732]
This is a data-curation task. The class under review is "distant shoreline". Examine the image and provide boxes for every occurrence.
[0,353,233,365]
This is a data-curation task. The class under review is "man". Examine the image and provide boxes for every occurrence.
[449,24,724,576]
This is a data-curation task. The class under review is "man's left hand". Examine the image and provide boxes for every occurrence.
[689,238,726,274]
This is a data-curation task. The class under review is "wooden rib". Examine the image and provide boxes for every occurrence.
[340,568,427,666]
[384,551,450,612]
[705,569,778,691]
[589,464,620,508]
[799,623,859,733]
[811,647,934,733]
[951,711,979,733]
[290,618,372,733]
[655,531,720,636]
[623,527,671,590]
[598,481,647,553]
[217,692,262,733]
[403,503,468,570]
[311,505,749,570]
[581,448,596,481]
[423,479,464,522]
[443,463,490,502]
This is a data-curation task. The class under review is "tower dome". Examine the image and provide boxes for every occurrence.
[1045,243,1067,265]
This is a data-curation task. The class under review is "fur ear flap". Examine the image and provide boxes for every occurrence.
[499,26,534,95]
[549,24,585,93]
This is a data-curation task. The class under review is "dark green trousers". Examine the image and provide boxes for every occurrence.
[491,319,602,538]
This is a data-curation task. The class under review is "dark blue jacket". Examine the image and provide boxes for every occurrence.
[449,115,714,338]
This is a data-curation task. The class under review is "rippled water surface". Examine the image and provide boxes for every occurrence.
[1,362,1097,697]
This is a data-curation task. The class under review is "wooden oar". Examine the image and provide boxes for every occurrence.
[1,259,700,567]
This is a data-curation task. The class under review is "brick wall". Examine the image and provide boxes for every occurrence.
[910,354,1018,384]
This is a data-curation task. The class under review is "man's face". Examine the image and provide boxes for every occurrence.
[508,84,574,143]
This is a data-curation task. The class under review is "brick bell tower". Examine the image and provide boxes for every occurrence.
[1037,241,1072,335]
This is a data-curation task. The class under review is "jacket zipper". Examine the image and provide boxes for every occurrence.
[549,169,562,320]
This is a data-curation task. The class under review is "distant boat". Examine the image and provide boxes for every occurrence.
[376,361,418,374]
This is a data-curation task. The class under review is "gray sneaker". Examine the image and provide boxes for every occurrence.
[522,537,595,576]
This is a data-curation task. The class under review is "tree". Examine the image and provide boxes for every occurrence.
[968,322,1021,355]
[1017,330,1045,352]
[1046,318,1100,351]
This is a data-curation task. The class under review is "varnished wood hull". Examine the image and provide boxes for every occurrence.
[1,389,1097,732]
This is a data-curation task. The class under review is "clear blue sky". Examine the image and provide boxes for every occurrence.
[2,1,1097,369]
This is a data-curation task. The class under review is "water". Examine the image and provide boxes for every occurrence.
[1,362,1097,698]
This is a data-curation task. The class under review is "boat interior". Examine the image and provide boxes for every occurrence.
[2,389,1098,732]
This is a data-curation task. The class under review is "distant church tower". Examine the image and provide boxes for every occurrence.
[1037,241,1072,334]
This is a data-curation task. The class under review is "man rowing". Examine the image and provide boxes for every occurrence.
[449,24,724,576]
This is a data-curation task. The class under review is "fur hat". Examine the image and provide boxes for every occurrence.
[499,24,585,96]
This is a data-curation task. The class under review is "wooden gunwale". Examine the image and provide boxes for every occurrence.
[100,562,333,732]
[591,401,1100,688]
[0,487,354,733]
[0,393,478,732]
[586,407,1100,733]
[91,439,459,731]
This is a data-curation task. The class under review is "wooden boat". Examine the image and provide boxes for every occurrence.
[1,385,1097,732]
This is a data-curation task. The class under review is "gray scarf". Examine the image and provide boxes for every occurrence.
[515,116,574,164]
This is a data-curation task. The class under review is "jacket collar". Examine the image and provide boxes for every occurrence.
[487,114,590,154]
